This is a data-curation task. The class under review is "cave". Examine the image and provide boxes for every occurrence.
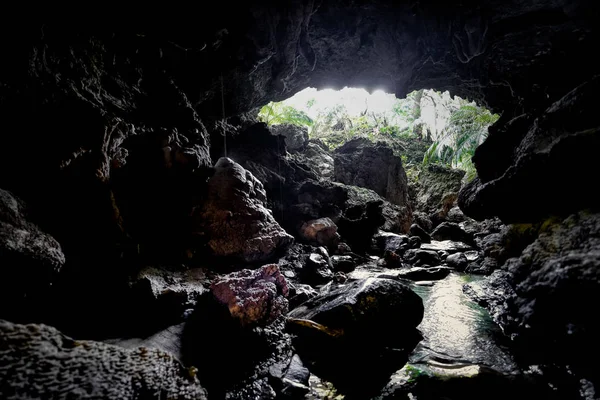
[1,1,599,399]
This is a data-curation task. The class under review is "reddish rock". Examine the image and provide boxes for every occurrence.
[211,264,289,326]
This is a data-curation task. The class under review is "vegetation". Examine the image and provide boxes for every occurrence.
[257,88,499,182]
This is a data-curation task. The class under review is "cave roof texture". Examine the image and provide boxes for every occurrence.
[1,0,598,223]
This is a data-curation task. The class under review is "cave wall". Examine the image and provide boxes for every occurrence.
[1,0,598,263]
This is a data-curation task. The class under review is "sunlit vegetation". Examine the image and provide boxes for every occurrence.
[257,87,499,181]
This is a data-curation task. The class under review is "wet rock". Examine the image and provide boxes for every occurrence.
[287,278,423,397]
[331,255,356,273]
[211,264,289,327]
[421,240,473,254]
[409,223,431,243]
[274,354,311,398]
[413,211,434,233]
[465,258,498,275]
[397,266,452,281]
[403,249,441,267]
[334,138,411,207]
[0,188,65,321]
[288,284,319,309]
[373,231,410,255]
[381,201,413,234]
[288,278,423,341]
[431,222,473,244]
[415,164,465,226]
[191,157,293,263]
[302,253,334,286]
[0,320,207,400]
[446,252,468,271]
[464,212,600,385]
[299,217,339,248]
[408,236,422,249]
[271,124,309,153]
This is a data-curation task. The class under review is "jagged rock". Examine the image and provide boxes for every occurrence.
[335,242,352,255]
[409,223,431,243]
[431,222,473,244]
[408,236,422,249]
[292,181,387,251]
[397,266,452,281]
[333,138,411,207]
[373,231,410,254]
[302,141,335,180]
[460,77,600,223]
[381,201,413,234]
[270,124,309,153]
[211,264,289,326]
[191,157,293,263]
[403,249,442,267]
[288,278,423,342]
[415,164,465,226]
[331,255,356,273]
[0,188,66,320]
[0,320,207,400]
[129,266,209,328]
[465,258,498,275]
[464,212,600,384]
[413,211,434,233]
[446,206,467,223]
[289,284,319,309]
[299,217,339,248]
[446,252,468,271]
[302,253,334,286]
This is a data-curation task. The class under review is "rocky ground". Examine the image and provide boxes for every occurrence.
[1,3,599,399]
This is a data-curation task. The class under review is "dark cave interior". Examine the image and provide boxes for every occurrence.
[1,1,599,399]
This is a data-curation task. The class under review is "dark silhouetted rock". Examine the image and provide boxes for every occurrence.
[403,249,441,267]
[408,236,422,249]
[446,252,468,271]
[289,284,319,309]
[0,188,65,321]
[211,264,289,326]
[397,266,452,281]
[331,255,356,273]
[191,157,293,263]
[301,253,334,286]
[0,320,207,400]
[409,223,431,243]
[460,77,600,223]
[270,124,309,153]
[334,138,411,208]
[464,212,600,385]
[288,278,423,342]
[431,222,473,244]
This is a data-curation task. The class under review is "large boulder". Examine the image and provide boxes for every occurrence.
[0,188,66,321]
[299,217,339,248]
[431,221,474,245]
[333,138,411,207]
[211,264,289,327]
[415,164,465,226]
[0,320,207,400]
[288,278,423,342]
[464,212,600,386]
[270,124,309,153]
[287,278,423,397]
[191,157,293,263]
[460,77,600,223]
[300,140,335,180]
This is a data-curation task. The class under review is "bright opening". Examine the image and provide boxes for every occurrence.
[258,87,499,181]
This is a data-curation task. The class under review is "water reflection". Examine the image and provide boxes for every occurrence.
[410,273,516,373]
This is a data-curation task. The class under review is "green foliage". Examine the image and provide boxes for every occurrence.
[257,89,498,181]
[423,104,499,181]
[258,102,313,127]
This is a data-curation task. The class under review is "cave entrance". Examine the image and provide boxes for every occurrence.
[257,87,499,182]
